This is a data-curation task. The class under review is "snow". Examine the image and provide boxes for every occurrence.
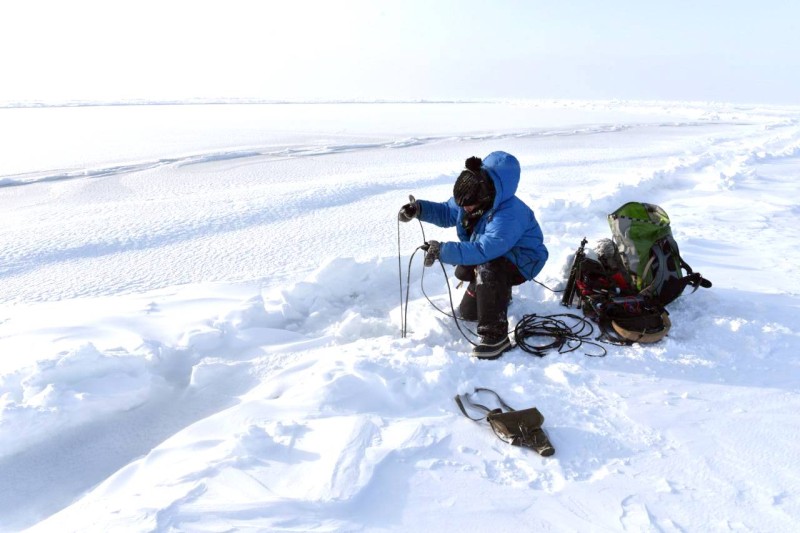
[1,99,799,532]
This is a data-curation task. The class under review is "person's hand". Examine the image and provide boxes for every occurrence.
[423,240,441,267]
[398,201,418,222]
[398,194,420,222]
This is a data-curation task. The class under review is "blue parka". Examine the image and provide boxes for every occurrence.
[417,151,548,280]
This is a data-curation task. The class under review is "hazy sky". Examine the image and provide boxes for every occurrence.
[2,0,798,104]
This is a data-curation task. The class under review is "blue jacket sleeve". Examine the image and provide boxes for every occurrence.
[438,208,526,266]
[416,198,460,228]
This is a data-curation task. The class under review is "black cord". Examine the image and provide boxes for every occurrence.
[419,257,480,338]
[398,213,427,338]
[432,259,482,346]
[397,213,479,344]
[513,313,608,357]
[533,279,565,293]
[397,218,405,337]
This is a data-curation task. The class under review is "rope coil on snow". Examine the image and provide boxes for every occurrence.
[513,313,607,357]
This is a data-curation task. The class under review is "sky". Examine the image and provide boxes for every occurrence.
[1,0,799,104]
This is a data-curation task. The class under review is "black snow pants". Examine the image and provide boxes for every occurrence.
[455,257,525,339]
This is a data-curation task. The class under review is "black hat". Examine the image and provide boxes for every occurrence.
[453,157,494,207]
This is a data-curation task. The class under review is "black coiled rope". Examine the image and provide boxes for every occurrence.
[513,313,608,357]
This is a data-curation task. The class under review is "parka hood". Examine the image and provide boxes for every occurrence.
[482,151,520,209]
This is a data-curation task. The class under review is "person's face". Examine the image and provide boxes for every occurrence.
[463,203,479,213]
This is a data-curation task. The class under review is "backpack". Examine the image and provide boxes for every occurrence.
[608,202,711,306]
[561,203,711,344]
[562,239,671,344]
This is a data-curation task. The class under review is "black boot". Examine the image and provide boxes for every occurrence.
[472,335,511,359]
[472,259,514,359]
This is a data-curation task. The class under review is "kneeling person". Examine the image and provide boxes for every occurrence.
[398,152,548,358]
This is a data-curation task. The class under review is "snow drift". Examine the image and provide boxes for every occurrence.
[1,100,799,532]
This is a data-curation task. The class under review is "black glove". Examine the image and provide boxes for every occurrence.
[398,201,419,222]
[397,194,419,222]
[423,240,441,267]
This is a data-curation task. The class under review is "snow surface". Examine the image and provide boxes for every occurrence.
[1,100,799,532]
